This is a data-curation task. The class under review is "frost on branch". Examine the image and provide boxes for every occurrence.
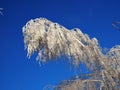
[22,18,103,66]
[23,18,120,90]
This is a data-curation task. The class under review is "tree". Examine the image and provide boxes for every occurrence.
[22,18,120,90]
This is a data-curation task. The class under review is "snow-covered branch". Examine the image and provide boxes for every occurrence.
[22,18,120,90]
[22,18,103,67]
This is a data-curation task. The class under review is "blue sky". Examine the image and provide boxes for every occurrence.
[0,0,120,90]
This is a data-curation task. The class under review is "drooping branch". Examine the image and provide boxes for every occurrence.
[22,18,120,90]
[22,18,103,67]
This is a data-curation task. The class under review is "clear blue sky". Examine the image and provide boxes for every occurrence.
[0,0,120,90]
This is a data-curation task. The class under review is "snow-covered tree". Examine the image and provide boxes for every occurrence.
[23,18,120,90]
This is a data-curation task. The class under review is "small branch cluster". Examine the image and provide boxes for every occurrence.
[0,8,3,15]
